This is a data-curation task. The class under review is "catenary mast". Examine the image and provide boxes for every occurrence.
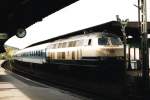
[139,0,149,87]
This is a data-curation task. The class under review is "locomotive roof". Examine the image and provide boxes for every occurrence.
[27,21,150,48]
[50,32,114,43]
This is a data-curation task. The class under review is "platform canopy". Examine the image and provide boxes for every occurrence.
[5,0,150,49]
[0,0,78,52]
[1,0,78,34]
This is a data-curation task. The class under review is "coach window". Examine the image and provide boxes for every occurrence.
[41,50,42,56]
[55,44,57,48]
[48,45,50,48]
[69,41,72,47]
[58,43,61,48]
[51,44,53,48]
[37,51,39,56]
[69,41,75,47]
[40,50,42,56]
[35,51,36,56]
[39,51,40,56]
[36,51,38,56]
[75,40,79,46]
[72,41,76,47]
[55,44,59,49]
[80,40,84,46]
[53,44,56,49]
[62,42,66,48]
[38,51,40,56]
[54,44,57,49]
[60,43,63,48]
[50,44,53,49]
[33,51,34,56]
[39,51,41,56]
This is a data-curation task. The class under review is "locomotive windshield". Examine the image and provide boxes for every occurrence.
[98,37,108,45]
[98,35,122,45]
[110,37,122,45]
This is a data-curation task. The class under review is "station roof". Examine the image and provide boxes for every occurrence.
[1,0,78,35]
[0,0,78,52]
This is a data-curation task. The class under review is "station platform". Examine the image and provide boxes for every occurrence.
[0,61,88,100]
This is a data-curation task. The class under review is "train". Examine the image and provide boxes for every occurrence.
[12,31,125,79]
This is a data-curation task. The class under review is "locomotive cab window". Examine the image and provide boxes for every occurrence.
[110,37,122,45]
[98,36,122,45]
[98,37,108,45]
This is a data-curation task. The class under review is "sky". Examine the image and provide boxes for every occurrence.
[5,0,150,49]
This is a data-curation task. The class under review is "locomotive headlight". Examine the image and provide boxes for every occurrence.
[100,57,105,60]
[107,49,115,54]
[117,56,124,60]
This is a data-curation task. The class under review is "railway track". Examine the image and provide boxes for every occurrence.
[2,60,127,100]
